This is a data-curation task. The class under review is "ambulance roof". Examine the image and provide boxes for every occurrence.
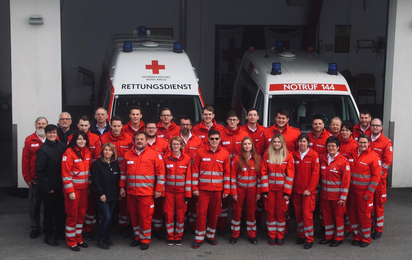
[242,50,352,95]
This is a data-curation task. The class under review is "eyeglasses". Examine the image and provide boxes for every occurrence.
[209,137,220,141]
[161,114,172,117]
[371,124,382,127]
[59,118,71,121]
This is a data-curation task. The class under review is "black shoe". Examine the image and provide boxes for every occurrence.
[351,240,361,246]
[175,240,182,246]
[295,238,305,244]
[249,237,258,244]
[304,242,313,249]
[97,241,109,250]
[141,243,149,250]
[153,231,165,240]
[82,231,94,241]
[70,245,80,252]
[229,237,237,244]
[44,236,59,246]
[359,242,369,248]
[167,240,174,246]
[119,226,130,238]
[344,231,352,237]
[206,238,218,245]
[192,241,202,249]
[277,239,284,245]
[329,240,342,247]
[30,229,40,239]
[130,240,141,247]
[78,242,89,248]
[217,228,226,236]
[373,231,382,240]
[104,237,113,246]
[269,239,276,245]
[319,239,332,245]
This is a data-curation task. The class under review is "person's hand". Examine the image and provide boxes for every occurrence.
[256,194,261,201]
[154,191,162,199]
[193,191,199,197]
[363,195,370,201]
[283,195,289,200]
[232,195,238,201]
[69,192,76,200]
[222,193,229,199]
[49,190,54,194]
[263,194,268,199]
[27,180,36,189]
[338,199,345,206]
[303,190,311,196]
[120,188,126,197]
[100,194,106,203]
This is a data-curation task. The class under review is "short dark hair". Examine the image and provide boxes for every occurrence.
[360,109,372,117]
[226,110,238,120]
[298,133,310,143]
[341,121,353,133]
[129,106,142,114]
[208,129,220,138]
[203,105,215,114]
[358,134,371,142]
[276,109,289,118]
[111,115,123,124]
[312,115,325,124]
[326,136,341,148]
[247,107,258,115]
[180,117,192,124]
[145,119,157,126]
[45,124,57,133]
[78,115,90,123]
[161,107,172,114]
[134,131,147,139]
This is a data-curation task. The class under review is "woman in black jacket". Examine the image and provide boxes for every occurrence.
[92,142,120,249]
[35,124,66,246]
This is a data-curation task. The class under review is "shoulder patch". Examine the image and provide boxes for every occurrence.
[62,156,67,162]
[158,154,163,160]
[390,146,393,152]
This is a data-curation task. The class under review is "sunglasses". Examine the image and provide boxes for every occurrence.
[209,137,220,141]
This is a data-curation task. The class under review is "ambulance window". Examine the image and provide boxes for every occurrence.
[235,69,259,111]
[255,90,264,125]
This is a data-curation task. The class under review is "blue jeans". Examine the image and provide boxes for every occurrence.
[97,200,116,242]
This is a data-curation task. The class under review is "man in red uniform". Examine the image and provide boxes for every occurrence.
[308,116,332,156]
[123,106,145,137]
[192,130,231,249]
[240,108,265,146]
[328,117,342,138]
[22,116,48,239]
[192,105,225,145]
[257,109,301,154]
[120,131,165,250]
[100,116,133,237]
[157,108,180,142]
[370,118,393,240]
[353,109,372,141]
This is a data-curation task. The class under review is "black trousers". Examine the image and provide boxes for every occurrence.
[43,190,65,238]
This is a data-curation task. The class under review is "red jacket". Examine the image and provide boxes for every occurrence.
[260,152,294,194]
[100,130,133,167]
[230,154,262,195]
[319,153,350,201]
[328,128,342,139]
[370,132,393,178]
[192,119,225,145]
[182,132,204,159]
[120,147,165,196]
[292,148,320,194]
[22,132,45,183]
[148,137,169,155]
[61,147,92,194]
[257,123,301,154]
[219,126,249,160]
[192,144,230,194]
[347,148,381,198]
[340,136,358,158]
[308,128,332,156]
[123,120,145,138]
[67,131,102,160]
[163,151,192,197]
[157,121,180,142]
[240,123,266,146]
[353,123,372,141]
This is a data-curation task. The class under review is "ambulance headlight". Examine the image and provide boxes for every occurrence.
[138,26,147,36]
[275,41,284,52]
[173,42,183,53]
[123,41,133,52]
[271,62,282,75]
[327,63,338,75]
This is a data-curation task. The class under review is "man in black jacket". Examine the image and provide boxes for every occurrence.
[90,107,110,136]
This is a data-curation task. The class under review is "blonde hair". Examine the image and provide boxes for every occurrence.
[238,136,260,172]
[267,133,288,165]
[169,136,185,151]
[99,142,118,162]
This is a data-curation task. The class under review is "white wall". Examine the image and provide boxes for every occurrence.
[11,0,62,188]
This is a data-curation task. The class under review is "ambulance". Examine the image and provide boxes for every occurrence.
[232,46,359,132]
[95,27,205,123]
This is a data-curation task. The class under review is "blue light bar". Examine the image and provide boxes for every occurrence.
[123,41,133,52]
[275,41,284,52]
[173,42,183,53]
[138,26,147,36]
[327,63,338,75]
[271,62,282,75]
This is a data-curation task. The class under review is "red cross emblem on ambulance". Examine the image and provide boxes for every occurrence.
[146,60,165,74]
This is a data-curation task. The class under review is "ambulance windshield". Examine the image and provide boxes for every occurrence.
[112,95,203,124]
[268,94,359,132]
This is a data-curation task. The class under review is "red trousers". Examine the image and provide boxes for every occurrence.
[64,188,88,247]
[84,189,96,232]
[128,195,155,244]
[188,196,198,229]
[320,198,345,241]
[194,190,222,243]
[373,177,387,232]
[152,197,164,231]
[265,190,289,240]
[349,191,374,243]
[164,192,187,240]
[118,196,129,226]
[231,188,257,238]
[292,193,316,242]
[218,196,229,229]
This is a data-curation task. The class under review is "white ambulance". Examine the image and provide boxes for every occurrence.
[232,48,359,131]
[95,27,205,123]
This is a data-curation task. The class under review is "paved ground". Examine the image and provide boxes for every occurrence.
[0,187,411,260]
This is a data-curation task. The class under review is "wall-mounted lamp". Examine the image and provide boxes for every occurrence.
[29,15,43,25]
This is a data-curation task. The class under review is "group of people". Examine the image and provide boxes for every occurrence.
[22,105,393,252]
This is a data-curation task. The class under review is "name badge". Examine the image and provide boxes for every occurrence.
[127,161,134,165]
[202,158,211,161]
[31,143,39,147]
[216,160,224,163]
[222,141,230,145]
[166,164,174,168]
[74,159,82,163]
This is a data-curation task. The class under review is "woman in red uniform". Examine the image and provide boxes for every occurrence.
[62,131,92,251]
[230,136,261,244]
[261,133,294,245]
[163,136,192,246]
[292,134,320,249]
[340,122,358,158]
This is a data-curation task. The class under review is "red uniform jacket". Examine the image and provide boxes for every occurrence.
[62,147,92,194]
[192,119,225,145]
[328,128,342,139]
[240,123,265,146]
[148,137,169,155]
[308,129,332,156]
[67,131,102,160]
[292,148,320,194]
[347,148,381,198]
[191,144,230,194]
[22,132,45,183]
[219,126,249,160]
[182,132,203,159]
[123,120,145,138]
[260,152,295,195]
[319,153,351,201]
[163,151,192,197]
[370,132,393,178]
[100,130,133,167]
[257,123,301,155]
[230,154,262,195]
[157,121,180,142]
[353,123,372,141]
[340,136,358,158]
[120,147,165,196]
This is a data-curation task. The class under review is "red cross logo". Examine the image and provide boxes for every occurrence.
[221,38,243,72]
[146,60,165,74]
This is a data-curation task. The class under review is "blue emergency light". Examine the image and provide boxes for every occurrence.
[275,41,284,52]
[123,41,133,52]
[327,63,338,75]
[173,42,183,53]
[271,62,282,75]
[138,26,147,36]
